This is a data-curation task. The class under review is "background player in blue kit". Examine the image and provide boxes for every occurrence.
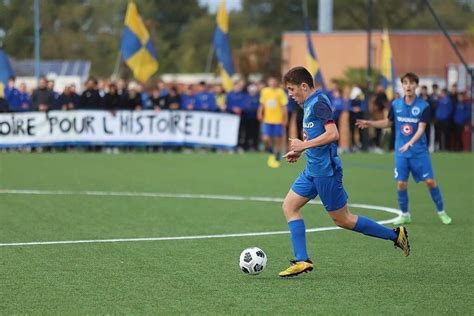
[356,72,452,225]
[279,67,410,278]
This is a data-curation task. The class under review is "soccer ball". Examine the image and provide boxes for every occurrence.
[239,247,267,275]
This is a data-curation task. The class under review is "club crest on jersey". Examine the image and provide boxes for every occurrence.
[303,130,308,141]
[304,109,310,119]
[401,123,413,136]
[411,106,420,116]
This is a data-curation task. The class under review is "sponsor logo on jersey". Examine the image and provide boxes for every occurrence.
[303,122,314,128]
[401,123,413,136]
[397,116,419,123]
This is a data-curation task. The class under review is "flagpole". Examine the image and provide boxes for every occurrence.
[205,43,214,73]
[112,52,122,80]
[34,0,41,84]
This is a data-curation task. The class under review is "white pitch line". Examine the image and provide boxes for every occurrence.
[0,189,402,247]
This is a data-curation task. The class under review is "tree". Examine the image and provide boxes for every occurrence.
[0,0,471,78]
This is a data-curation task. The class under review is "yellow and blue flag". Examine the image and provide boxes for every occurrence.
[0,48,14,87]
[380,28,395,100]
[213,0,234,92]
[304,18,325,90]
[121,1,158,83]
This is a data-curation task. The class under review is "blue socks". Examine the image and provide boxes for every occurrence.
[353,216,397,241]
[288,219,308,261]
[275,152,281,161]
[429,186,444,212]
[397,190,409,214]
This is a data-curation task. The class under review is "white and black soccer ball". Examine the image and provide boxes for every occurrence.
[239,247,267,275]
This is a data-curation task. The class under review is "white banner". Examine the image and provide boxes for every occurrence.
[0,110,240,148]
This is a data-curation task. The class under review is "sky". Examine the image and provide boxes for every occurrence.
[198,0,242,13]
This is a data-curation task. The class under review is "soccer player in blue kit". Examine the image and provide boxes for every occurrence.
[279,67,410,278]
[356,72,452,225]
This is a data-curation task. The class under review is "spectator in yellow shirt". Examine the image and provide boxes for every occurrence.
[257,77,288,168]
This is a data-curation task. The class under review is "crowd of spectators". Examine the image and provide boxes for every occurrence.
[0,75,471,152]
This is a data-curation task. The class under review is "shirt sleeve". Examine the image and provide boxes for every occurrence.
[313,96,333,122]
[420,106,431,123]
[388,107,394,121]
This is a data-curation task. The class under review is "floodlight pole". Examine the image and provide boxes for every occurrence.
[366,0,373,94]
[362,0,373,152]
[34,0,41,84]
[423,0,474,151]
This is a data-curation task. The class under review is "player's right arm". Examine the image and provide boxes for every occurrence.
[355,118,392,129]
[356,106,394,129]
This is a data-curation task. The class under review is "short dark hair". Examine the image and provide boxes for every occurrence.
[400,72,419,84]
[283,67,314,89]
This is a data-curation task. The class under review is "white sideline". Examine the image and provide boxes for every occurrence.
[0,189,402,247]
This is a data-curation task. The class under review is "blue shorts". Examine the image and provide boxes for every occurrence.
[262,123,283,137]
[291,168,348,211]
[394,153,434,183]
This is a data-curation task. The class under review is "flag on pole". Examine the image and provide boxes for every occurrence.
[380,28,396,100]
[304,18,325,90]
[0,48,15,87]
[213,0,234,92]
[120,1,158,83]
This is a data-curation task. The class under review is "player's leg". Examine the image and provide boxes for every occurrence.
[318,169,410,256]
[261,124,273,153]
[426,178,451,224]
[272,125,284,166]
[261,123,274,167]
[282,189,311,261]
[411,154,451,224]
[328,205,410,257]
[394,156,411,225]
[279,172,316,277]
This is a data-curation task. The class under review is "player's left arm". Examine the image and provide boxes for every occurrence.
[399,107,430,153]
[289,97,338,152]
[289,122,338,152]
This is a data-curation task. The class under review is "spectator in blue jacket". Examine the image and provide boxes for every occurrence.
[4,76,22,111]
[18,82,32,111]
[331,88,346,129]
[194,81,217,112]
[453,92,471,151]
[226,79,246,115]
[242,83,261,151]
[226,79,248,149]
[181,84,196,110]
[435,88,453,151]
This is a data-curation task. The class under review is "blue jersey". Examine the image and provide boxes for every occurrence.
[302,90,342,177]
[389,96,430,158]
